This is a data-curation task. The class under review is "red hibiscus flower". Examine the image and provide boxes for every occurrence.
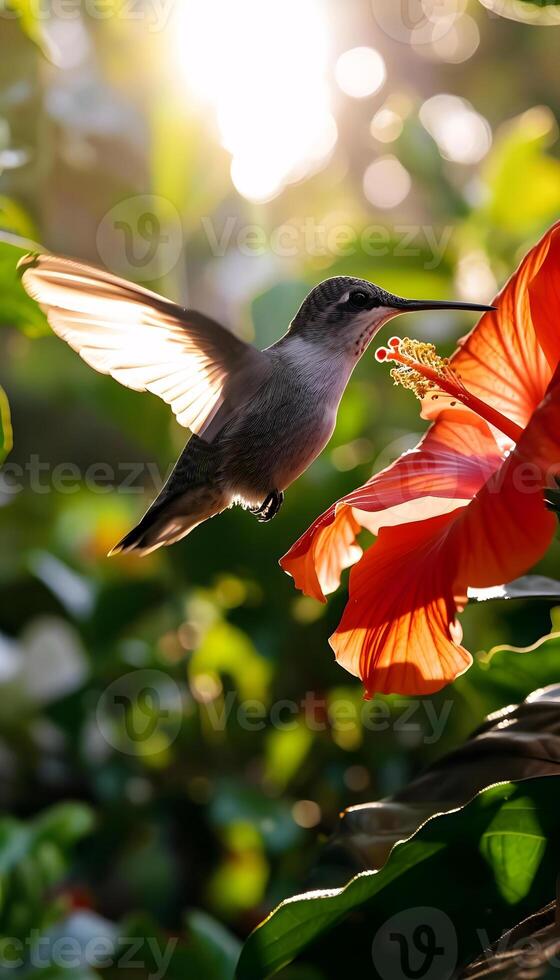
[281,223,560,698]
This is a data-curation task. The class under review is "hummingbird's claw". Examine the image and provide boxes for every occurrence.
[251,490,284,523]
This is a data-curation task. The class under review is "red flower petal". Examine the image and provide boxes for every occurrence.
[528,222,560,370]
[331,380,560,697]
[331,511,471,698]
[442,224,560,430]
[284,506,362,604]
[281,412,502,600]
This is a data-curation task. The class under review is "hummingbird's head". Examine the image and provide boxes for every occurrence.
[288,276,494,357]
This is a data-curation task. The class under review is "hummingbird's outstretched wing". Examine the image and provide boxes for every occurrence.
[18,253,268,435]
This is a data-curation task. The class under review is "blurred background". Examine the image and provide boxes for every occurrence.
[1,0,560,974]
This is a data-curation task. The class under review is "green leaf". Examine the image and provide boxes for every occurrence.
[0,196,37,240]
[477,0,560,23]
[0,804,94,939]
[469,575,560,602]
[479,793,546,904]
[186,909,242,980]
[33,803,95,849]
[0,236,48,336]
[0,385,12,462]
[313,688,560,893]
[480,108,560,234]
[0,0,52,56]
[120,910,240,980]
[462,632,560,711]
[0,821,33,878]
[189,621,272,703]
[236,777,560,979]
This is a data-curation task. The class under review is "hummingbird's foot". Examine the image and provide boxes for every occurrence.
[251,489,284,523]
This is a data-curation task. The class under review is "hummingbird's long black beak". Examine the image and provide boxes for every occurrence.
[390,297,496,314]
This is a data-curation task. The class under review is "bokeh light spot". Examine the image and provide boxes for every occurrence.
[420,94,492,165]
[335,47,386,99]
[292,799,322,828]
[363,155,411,209]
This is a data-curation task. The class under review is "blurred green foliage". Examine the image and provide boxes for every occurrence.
[1,1,560,977]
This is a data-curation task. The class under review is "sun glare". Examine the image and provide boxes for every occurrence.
[170,0,336,203]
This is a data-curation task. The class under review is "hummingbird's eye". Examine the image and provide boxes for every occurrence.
[348,289,372,310]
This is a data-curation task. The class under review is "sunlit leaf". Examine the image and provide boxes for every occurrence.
[189,621,272,703]
[0,235,48,335]
[469,575,560,602]
[478,0,560,24]
[264,721,314,792]
[0,0,51,56]
[480,107,560,234]
[479,794,546,904]
[0,196,37,239]
[0,384,12,462]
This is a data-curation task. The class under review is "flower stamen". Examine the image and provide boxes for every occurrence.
[375,336,523,444]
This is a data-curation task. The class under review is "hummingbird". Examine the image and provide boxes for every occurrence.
[19,252,493,556]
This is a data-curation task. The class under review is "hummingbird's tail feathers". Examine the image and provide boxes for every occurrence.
[109,433,229,556]
[108,484,230,556]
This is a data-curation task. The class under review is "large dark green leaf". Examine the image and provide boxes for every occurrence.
[236,776,560,979]
[314,690,560,888]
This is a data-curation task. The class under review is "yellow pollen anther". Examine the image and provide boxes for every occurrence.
[375,335,524,445]
[379,337,463,401]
